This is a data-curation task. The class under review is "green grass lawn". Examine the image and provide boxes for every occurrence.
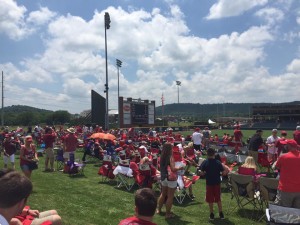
[1,145,267,225]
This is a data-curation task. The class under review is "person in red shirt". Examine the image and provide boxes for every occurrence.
[118,188,157,225]
[275,139,300,208]
[63,128,78,162]
[233,125,243,153]
[293,126,300,145]
[43,127,57,171]
[2,134,16,169]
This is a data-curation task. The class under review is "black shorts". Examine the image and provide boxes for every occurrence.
[193,144,201,151]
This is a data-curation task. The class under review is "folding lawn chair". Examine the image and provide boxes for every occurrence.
[258,152,273,173]
[258,177,279,222]
[259,177,279,208]
[136,163,157,188]
[149,148,159,168]
[228,173,262,218]
[98,155,115,182]
[266,203,300,225]
[66,153,85,176]
[114,159,136,191]
[54,146,64,171]
[175,175,200,204]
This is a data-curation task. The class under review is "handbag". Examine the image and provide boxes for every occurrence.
[28,161,38,170]
[167,166,178,181]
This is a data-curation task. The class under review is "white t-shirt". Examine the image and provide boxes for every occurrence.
[192,132,203,145]
[266,135,279,154]
[0,214,9,225]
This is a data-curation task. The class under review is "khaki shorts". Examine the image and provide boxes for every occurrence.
[45,148,54,159]
[63,151,75,159]
[275,190,300,209]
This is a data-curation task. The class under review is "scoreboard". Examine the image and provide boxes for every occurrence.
[132,103,148,124]
[119,97,155,128]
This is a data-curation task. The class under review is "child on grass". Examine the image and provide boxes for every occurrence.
[199,148,225,221]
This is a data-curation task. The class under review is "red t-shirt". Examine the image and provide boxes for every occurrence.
[64,134,78,152]
[2,140,16,155]
[276,150,300,192]
[43,133,56,148]
[118,216,157,225]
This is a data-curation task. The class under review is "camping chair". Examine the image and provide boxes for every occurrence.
[175,175,200,204]
[258,152,273,173]
[54,146,64,171]
[266,203,300,225]
[149,148,160,168]
[228,173,262,217]
[98,155,115,182]
[258,177,279,222]
[66,153,85,176]
[114,159,136,191]
[136,163,157,188]
[259,177,279,207]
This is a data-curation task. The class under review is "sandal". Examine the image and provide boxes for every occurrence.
[165,212,175,219]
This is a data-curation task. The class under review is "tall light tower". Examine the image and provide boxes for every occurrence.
[104,12,110,130]
[176,80,181,126]
[116,59,122,128]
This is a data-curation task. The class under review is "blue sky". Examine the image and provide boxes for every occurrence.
[0,0,299,114]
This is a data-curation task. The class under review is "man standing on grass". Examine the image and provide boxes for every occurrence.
[248,129,265,163]
[2,134,16,169]
[43,127,57,171]
[63,127,78,162]
[118,188,157,225]
[192,127,203,152]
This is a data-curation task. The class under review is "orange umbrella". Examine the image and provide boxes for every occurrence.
[90,132,116,141]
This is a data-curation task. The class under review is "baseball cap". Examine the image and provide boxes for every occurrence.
[286,139,298,148]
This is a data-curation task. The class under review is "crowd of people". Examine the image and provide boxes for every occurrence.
[1,124,300,224]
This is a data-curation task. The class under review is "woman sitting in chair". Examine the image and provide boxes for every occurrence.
[238,156,257,176]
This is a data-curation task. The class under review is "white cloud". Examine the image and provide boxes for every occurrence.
[287,59,300,73]
[27,7,57,26]
[1,3,300,113]
[255,7,284,26]
[0,0,29,40]
[206,0,268,20]
[0,1,56,40]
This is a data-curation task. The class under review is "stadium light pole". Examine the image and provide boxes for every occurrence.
[104,12,110,130]
[116,59,122,128]
[176,80,181,126]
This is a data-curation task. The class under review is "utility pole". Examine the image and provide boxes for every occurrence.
[104,12,111,130]
[1,71,4,126]
[116,59,122,128]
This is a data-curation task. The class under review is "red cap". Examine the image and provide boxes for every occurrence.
[281,130,287,135]
[286,139,298,148]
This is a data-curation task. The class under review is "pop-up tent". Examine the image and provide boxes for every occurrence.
[208,119,216,124]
